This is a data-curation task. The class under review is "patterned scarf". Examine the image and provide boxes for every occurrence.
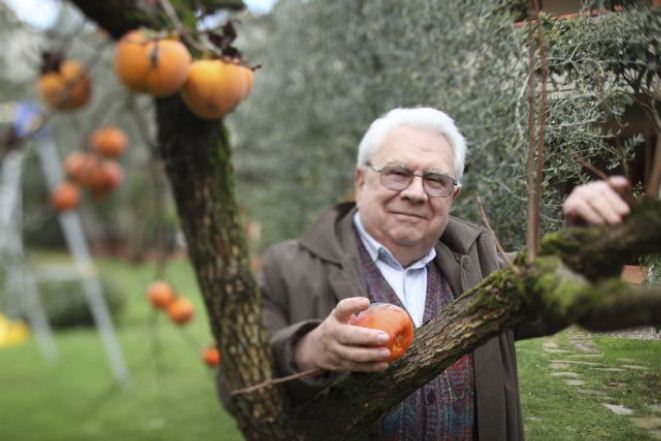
[355,231,476,441]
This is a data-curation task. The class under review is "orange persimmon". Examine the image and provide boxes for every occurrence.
[38,59,91,111]
[91,127,128,158]
[114,29,191,97]
[180,59,253,120]
[167,297,194,325]
[147,281,176,310]
[202,347,221,367]
[350,303,414,362]
[52,182,80,212]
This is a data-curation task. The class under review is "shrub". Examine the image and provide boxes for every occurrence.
[34,277,126,329]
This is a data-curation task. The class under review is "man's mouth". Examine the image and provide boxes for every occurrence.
[390,211,427,220]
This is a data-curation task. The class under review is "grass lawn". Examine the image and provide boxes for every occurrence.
[518,329,661,440]
[0,254,243,441]
[1,254,659,440]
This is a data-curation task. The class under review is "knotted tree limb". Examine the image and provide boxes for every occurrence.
[540,197,661,280]
[295,199,661,440]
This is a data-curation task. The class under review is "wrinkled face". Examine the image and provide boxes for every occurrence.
[355,126,460,265]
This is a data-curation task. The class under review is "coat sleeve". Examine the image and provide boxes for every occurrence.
[261,241,343,403]
[216,241,340,412]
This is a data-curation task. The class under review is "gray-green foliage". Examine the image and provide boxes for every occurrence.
[35,276,125,328]
[0,2,43,102]
[0,274,125,329]
[230,0,659,250]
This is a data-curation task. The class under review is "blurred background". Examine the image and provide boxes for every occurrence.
[0,0,659,440]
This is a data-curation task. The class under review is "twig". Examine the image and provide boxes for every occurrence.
[177,325,203,356]
[646,134,661,199]
[151,157,171,281]
[129,98,158,153]
[127,95,172,277]
[78,92,121,152]
[574,154,609,180]
[158,0,184,33]
[148,309,168,391]
[614,137,631,182]
[127,96,171,279]
[157,0,207,54]
[574,154,635,204]
[476,197,521,275]
[526,0,539,264]
[533,0,547,263]
[231,368,323,396]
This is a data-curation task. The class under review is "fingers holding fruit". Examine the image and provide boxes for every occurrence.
[295,299,412,373]
[563,176,630,226]
[298,324,391,372]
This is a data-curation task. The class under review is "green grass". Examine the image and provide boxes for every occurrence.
[1,254,659,440]
[518,329,661,440]
[0,255,243,441]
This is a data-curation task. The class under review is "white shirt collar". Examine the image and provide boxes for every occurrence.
[353,212,436,270]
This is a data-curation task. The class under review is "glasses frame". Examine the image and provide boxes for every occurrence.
[365,162,459,198]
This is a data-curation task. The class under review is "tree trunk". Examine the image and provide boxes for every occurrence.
[155,96,299,440]
[67,2,661,440]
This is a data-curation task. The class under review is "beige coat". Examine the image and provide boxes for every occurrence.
[222,202,559,440]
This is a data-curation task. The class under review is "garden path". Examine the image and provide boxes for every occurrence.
[542,329,661,440]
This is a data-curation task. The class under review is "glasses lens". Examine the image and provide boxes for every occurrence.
[380,166,412,190]
[374,165,455,197]
[423,174,455,197]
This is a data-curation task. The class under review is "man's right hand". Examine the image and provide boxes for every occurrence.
[294,297,393,372]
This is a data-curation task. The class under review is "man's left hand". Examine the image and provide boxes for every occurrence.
[562,176,630,226]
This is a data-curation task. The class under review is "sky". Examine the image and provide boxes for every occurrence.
[5,0,277,29]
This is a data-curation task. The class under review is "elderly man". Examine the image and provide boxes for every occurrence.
[239,108,629,440]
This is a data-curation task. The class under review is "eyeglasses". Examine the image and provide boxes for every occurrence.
[366,162,458,198]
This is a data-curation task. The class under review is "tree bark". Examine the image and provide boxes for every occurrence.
[154,96,298,440]
[67,2,661,440]
[68,2,300,439]
[293,201,661,440]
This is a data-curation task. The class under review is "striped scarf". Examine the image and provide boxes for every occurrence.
[355,231,476,441]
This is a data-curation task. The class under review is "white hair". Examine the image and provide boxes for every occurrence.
[356,107,467,182]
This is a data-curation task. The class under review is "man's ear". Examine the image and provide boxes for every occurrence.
[451,184,462,201]
[355,167,365,194]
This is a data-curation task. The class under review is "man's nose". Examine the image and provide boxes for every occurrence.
[400,175,428,202]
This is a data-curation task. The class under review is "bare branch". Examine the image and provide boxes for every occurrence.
[158,0,184,33]
[526,0,539,264]
[533,0,547,266]
[231,368,323,396]
[477,197,521,275]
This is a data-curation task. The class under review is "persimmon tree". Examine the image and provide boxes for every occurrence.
[64,1,661,440]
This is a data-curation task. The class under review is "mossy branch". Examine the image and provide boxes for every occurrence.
[539,197,661,280]
[296,200,661,440]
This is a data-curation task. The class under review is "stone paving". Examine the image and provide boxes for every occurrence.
[540,329,660,439]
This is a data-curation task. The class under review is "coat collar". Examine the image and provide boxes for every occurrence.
[300,202,484,267]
